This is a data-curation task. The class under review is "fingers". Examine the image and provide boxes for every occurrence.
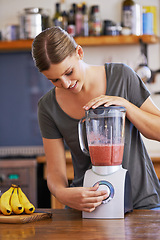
[88,184,108,198]
[83,95,118,110]
[83,207,96,212]
[83,95,107,110]
[79,185,109,212]
[91,182,99,190]
[83,191,109,203]
[80,201,101,212]
[80,193,108,212]
[83,95,126,111]
[63,186,109,212]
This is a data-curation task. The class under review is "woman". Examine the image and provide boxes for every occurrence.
[32,26,160,212]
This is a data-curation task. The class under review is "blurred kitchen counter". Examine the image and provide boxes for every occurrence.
[37,151,73,209]
[36,150,160,179]
[37,150,160,209]
[148,150,160,180]
[37,151,74,180]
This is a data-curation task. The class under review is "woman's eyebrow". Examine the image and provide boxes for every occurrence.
[48,66,72,82]
[62,66,72,75]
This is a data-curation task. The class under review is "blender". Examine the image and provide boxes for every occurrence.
[78,106,133,219]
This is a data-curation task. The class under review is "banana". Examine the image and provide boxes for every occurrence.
[18,187,35,214]
[0,186,14,215]
[10,187,24,214]
[0,197,1,213]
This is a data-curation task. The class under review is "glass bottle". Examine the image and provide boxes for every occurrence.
[62,10,68,31]
[122,0,135,32]
[89,5,101,36]
[82,2,89,36]
[67,7,76,37]
[75,3,83,36]
[53,3,62,27]
[89,6,94,36]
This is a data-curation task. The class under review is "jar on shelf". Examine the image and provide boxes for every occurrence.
[122,0,142,35]
[19,8,49,39]
[89,5,102,36]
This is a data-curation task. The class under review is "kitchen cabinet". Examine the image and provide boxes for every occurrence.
[0,159,37,206]
[0,35,159,51]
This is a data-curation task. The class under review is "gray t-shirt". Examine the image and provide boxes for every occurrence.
[38,63,160,209]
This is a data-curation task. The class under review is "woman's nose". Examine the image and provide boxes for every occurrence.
[61,77,71,88]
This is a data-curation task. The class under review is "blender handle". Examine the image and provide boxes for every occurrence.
[78,117,90,156]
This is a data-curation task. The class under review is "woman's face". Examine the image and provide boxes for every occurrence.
[42,46,85,94]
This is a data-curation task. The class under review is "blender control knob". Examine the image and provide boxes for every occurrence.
[94,180,114,204]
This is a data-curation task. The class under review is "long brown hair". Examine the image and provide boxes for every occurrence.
[32,27,78,72]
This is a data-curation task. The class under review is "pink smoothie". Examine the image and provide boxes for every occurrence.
[89,144,124,166]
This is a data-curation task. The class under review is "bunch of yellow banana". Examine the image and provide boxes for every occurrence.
[0,184,35,216]
[18,186,35,214]
[0,186,14,215]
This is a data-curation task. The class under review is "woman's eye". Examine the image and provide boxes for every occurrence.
[66,70,73,76]
[50,78,59,83]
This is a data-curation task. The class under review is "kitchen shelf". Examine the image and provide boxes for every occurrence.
[0,35,159,51]
[75,34,159,46]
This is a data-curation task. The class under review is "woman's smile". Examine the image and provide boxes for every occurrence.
[68,81,78,90]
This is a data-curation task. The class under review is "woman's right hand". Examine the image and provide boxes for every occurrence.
[43,138,108,212]
[57,183,109,212]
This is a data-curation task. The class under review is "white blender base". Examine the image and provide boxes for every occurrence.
[83,166,128,219]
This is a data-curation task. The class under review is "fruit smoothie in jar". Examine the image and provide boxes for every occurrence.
[89,144,124,166]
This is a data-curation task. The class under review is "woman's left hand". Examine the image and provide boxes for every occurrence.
[83,94,160,142]
[83,95,128,110]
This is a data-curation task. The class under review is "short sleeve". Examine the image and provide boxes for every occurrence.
[38,97,63,139]
[122,64,150,107]
[106,63,150,108]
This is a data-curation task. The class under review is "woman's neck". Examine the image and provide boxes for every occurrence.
[82,64,106,94]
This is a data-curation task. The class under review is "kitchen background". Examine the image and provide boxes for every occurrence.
[0,0,160,207]
[1,0,159,153]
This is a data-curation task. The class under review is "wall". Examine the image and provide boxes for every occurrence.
[0,0,160,154]
[0,0,159,69]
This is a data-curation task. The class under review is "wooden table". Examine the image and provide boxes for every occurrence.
[0,209,160,239]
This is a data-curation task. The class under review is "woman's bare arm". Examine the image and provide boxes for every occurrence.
[43,137,108,212]
[83,95,160,141]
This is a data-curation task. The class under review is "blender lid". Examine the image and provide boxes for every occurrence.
[87,106,126,115]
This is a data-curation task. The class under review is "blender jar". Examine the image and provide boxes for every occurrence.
[79,106,126,166]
